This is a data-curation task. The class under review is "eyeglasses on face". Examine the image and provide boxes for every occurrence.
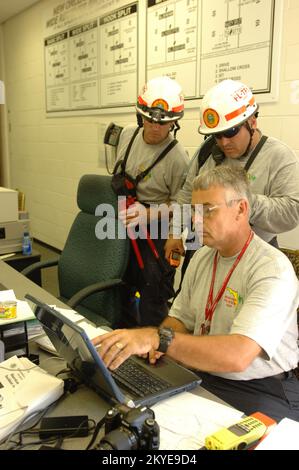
[191,199,242,218]
[214,124,243,140]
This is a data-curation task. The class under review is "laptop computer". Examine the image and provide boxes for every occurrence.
[26,294,202,407]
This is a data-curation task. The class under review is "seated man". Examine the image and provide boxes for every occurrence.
[94,166,299,422]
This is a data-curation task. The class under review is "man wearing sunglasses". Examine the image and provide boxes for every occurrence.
[165,79,299,276]
[113,76,189,327]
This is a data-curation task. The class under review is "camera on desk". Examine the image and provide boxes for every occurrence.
[95,404,160,450]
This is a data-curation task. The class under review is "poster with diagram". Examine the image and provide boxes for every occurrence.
[44,0,137,111]
[199,0,275,95]
[146,0,199,98]
[43,0,281,113]
[44,31,70,111]
[99,3,138,107]
[69,19,99,109]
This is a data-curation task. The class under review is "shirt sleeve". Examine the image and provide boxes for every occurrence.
[166,144,189,203]
[169,149,200,235]
[230,256,299,359]
[250,142,299,233]
[168,253,200,331]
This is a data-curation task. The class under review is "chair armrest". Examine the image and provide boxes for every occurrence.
[67,279,124,309]
[21,258,59,277]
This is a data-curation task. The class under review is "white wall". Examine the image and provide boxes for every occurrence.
[1,0,299,250]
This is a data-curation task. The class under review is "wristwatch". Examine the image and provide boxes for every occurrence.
[157,327,175,353]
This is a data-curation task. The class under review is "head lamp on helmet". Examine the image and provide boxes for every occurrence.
[136,76,184,123]
[198,79,258,135]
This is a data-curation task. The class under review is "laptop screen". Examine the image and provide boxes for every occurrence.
[26,294,126,405]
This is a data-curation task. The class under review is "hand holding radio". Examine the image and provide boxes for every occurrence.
[169,250,181,268]
[164,236,185,261]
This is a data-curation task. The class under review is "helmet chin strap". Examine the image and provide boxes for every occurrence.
[173,121,180,138]
[243,121,255,157]
[136,113,143,127]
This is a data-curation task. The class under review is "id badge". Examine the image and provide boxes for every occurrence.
[200,321,210,336]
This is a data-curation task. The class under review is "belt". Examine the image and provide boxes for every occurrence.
[270,370,295,380]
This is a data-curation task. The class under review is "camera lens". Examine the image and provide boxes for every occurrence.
[96,442,114,450]
[98,427,138,450]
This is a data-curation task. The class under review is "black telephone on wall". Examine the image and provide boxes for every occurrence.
[104,122,123,147]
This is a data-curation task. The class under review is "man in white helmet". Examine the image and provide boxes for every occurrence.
[113,76,189,327]
[165,79,299,277]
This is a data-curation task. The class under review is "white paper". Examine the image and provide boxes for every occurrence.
[34,307,107,354]
[153,392,243,450]
[76,321,108,339]
[0,356,63,442]
[54,307,84,323]
[255,418,299,450]
[0,253,16,260]
[0,289,16,301]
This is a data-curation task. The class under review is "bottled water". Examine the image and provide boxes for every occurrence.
[22,232,32,256]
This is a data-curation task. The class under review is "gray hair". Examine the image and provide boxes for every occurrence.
[193,166,251,205]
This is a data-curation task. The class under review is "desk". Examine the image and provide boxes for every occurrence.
[2,249,41,285]
[0,260,237,451]
[0,260,61,307]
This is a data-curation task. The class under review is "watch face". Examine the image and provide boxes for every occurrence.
[164,329,173,339]
[158,327,174,353]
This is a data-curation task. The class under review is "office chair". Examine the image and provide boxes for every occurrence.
[280,247,299,379]
[22,175,130,327]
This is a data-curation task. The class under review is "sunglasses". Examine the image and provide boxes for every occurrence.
[214,124,243,140]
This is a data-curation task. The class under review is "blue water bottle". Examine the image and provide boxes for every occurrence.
[22,231,32,256]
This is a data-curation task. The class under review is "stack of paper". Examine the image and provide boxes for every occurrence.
[255,418,299,450]
[0,355,64,443]
[34,307,107,355]
[152,392,244,450]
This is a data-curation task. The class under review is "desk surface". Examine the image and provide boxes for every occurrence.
[0,260,235,450]
[1,249,40,262]
[0,259,63,307]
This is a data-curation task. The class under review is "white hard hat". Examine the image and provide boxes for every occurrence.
[199,79,258,135]
[136,76,184,123]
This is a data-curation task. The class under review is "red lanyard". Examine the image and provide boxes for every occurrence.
[203,231,254,330]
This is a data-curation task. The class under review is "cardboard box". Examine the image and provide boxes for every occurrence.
[0,187,18,223]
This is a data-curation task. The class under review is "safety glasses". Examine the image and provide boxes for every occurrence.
[191,199,242,218]
[214,124,243,140]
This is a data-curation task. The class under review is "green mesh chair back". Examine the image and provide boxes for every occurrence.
[58,174,129,326]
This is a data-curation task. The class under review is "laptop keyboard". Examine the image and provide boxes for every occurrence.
[111,358,171,397]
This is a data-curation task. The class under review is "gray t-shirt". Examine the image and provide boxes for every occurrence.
[116,125,189,205]
[169,234,299,380]
[171,135,299,241]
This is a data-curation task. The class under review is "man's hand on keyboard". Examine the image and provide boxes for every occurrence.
[139,349,164,364]
[92,328,160,370]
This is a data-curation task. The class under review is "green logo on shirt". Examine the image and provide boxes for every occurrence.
[225,287,244,307]
[247,173,256,182]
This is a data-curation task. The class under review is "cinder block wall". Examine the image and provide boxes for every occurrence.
[1,0,299,250]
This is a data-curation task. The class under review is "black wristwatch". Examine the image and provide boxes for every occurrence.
[157,327,175,353]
